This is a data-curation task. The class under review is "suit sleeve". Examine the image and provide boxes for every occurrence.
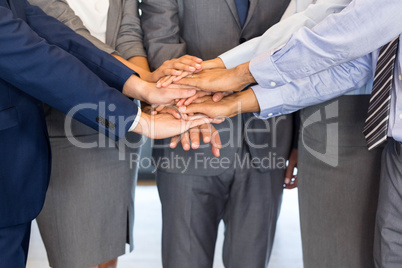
[27,0,116,54]
[220,0,351,68]
[24,3,136,90]
[0,6,138,139]
[140,0,186,70]
[115,0,147,60]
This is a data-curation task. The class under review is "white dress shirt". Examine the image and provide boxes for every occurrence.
[66,0,109,42]
[66,0,142,131]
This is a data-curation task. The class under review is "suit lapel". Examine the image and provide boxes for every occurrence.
[225,0,242,28]
[242,0,259,30]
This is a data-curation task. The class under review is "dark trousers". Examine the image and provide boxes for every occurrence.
[298,95,382,268]
[0,221,32,268]
[156,146,285,268]
[374,139,402,267]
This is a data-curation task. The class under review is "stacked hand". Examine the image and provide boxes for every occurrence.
[136,57,257,156]
[142,56,297,189]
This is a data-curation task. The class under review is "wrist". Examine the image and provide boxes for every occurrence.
[234,62,256,89]
[231,89,259,115]
[215,57,226,68]
[240,89,260,113]
[132,113,151,137]
[123,75,150,102]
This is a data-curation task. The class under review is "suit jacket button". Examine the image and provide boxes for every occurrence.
[96,116,105,125]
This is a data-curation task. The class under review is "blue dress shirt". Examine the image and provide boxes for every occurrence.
[250,0,402,141]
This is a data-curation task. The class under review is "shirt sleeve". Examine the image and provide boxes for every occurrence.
[219,0,351,68]
[128,107,142,132]
[249,0,402,88]
[252,52,373,118]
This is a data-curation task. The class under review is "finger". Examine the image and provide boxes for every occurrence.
[174,76,199,88]
[211,117,225,124]
[162,68,183,77]
[184,117,213,132]
[167,83,198,89]
[171,62,197,73]
[212,92,225,102]
[158,107,181,119]
[180,131,191,151]
[163,88,196,101]
[183,95,199,106]
[210,126,222,157]
[184,91,212,106]
[155,105,166,112]
[187,113,209,120]
[172,71,191,82]
[189,127,200,149]
[176,98,187,107]
[175,55,203,68]
[284,163,294,185]
[199,124,211,143]
[201,60,219,70]
[181,55,203,64]
[179,103,207,116]
[170,135,181,149]
[156,75,174,88]
[284,176,298,190]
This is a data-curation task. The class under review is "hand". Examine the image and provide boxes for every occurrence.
[142,105,182,119]
[200,57,226,70]
[123,75,197,105]
[146,55,203,83]
[174,62,256,92]
[175,91,234,107]
[132,113,213,139]
[179,89,260,118]
[170,124,222,157]
[156,70,193,88]
[284,148,298,189]
[155,57,225,88]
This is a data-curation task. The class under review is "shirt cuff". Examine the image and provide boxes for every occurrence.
[128,107,142,132]
[251,85,284,119]
[249,48,288,89]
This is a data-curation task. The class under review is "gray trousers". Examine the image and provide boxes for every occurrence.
[156,149,284,268]
[298,95,383,268]
[374,139,402,267]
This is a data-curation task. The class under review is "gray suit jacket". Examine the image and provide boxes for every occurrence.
[28,0,145,138]
[141,0,293,175]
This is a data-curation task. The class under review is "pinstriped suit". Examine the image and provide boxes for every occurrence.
[141,0,293,267]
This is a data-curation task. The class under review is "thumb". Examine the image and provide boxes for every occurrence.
[170,88,196,99]
[179,103,202,115]
[185,117,212,131]
[174,76,198,87]
[213,92,224,102]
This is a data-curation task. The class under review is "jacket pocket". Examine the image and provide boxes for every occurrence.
[0,107,19,131]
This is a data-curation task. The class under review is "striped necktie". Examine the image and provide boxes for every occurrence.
[363,37,400,150]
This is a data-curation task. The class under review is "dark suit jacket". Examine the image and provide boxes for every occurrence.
[141,0,293,175]
[0,0,138,227]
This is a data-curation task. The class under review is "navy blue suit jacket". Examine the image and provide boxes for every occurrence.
[0,0,139,227]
